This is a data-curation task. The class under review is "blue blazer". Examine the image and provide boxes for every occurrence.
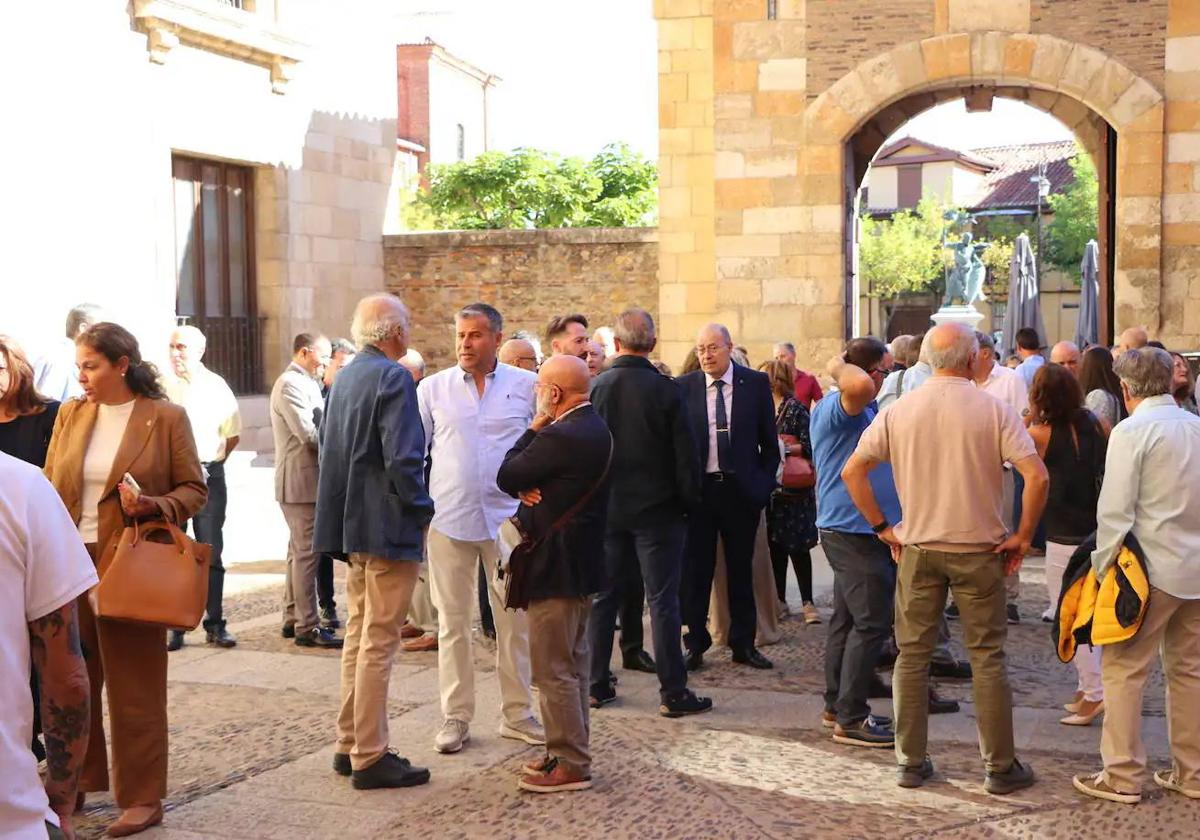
[678,363,780,510]
[313,345,433,560]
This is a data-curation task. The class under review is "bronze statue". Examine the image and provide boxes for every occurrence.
[942,232,990,307]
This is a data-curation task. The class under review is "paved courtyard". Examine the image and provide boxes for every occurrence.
[69,525,1199,839]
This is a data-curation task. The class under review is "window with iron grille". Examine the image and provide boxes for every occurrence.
[171,156,265,395]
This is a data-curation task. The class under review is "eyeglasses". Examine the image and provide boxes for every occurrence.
[695,344,729,356]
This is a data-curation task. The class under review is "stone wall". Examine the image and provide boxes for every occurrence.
[384,228,660,372]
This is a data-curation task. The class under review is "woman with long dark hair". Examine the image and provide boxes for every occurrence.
[43,323,206,837]
[1078,346,1127,431]
[1027,363,1107,727]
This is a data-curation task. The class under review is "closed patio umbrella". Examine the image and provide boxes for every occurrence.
[1074,239,1100,349]
[1001,232,1047,355]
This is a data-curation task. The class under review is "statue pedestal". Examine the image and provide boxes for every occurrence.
[930,304,985,331]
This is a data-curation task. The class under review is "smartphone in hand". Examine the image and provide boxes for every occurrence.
[122,472,142,496]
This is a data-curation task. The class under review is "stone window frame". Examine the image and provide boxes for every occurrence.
[133,0,307,94]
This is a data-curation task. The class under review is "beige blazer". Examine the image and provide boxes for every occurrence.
[43,396,208,552]
[269,362,322,504]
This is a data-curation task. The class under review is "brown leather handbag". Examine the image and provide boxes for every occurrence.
[93,520,211,631]
[779,433,816,490]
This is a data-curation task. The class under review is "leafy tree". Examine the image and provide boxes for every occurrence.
[1045,145,1098,274]
[415,143,657,230]
[858,197,947,300]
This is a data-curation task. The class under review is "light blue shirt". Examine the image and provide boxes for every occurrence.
[1092,395,1200,599]
[418,362,537,542]
[876,361,930,411]
[1017,353,1044,388]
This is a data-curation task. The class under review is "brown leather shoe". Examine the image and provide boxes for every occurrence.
[400,621,423,640]
[402,634,438,652]
[106,803,163,837]
[517,758,592,793]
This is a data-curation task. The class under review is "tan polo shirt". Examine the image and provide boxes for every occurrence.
[854,375,1036,551]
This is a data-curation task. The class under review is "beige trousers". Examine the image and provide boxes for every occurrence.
[894,546,1015,773]
[1100,586,1200,794]
[710,511,782,647]
[335,553,418,771]
[528,596,593,776]
[280,502,320,634]
[427,528,533,725]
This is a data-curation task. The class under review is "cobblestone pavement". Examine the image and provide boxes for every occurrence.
[67,556,1195,840]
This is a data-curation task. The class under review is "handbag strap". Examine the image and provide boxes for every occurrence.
[545,433,614,536]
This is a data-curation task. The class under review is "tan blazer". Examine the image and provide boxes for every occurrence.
[269,362,322,504]
[43,396,208,552]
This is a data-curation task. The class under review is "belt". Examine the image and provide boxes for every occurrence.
[705,471,728,482]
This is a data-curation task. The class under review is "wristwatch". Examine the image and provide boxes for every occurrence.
[871,517,890,534]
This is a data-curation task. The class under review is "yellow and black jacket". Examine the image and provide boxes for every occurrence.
[1053,532,1151,664]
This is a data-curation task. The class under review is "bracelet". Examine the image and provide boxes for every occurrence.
[871,517,890,534]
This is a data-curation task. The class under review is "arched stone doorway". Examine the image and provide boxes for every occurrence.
[806,32,1164,349]
[844,84,1116,343]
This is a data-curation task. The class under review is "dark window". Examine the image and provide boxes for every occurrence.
[171,155,264,395]
[456,124,466,161]
[897,164,922,209]
[767,0,778,19]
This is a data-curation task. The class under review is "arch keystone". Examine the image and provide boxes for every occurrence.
[970,31,1008,79]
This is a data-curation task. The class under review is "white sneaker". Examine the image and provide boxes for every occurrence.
[498,716,546,746]
[434,719,470,753]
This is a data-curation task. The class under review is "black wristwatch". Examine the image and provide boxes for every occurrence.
[871,517,890,534]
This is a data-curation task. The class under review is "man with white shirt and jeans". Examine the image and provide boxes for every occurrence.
[1074,347,1200,805]
[420,303,544,754]
[1,453,96,840]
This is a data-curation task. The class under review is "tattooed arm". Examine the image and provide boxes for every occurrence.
[29,600,90,837]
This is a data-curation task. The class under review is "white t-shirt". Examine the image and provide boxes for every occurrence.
[0,452,97,838]
[78,399,135,543]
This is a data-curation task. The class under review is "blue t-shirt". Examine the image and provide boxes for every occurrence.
[811,393,902,534]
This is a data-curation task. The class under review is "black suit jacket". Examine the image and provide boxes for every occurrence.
[590,355,700,530]
[496,405,613,600]
[678,363,780,510]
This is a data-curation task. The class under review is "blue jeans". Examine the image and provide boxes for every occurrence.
[192,461,227,627]
[589,521,688,699]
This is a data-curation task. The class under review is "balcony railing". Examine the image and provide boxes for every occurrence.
[184,316,267,396]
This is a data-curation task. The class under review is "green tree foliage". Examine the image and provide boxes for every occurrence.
[858,197,947,299]
[1045,146,1099,274]
[415,143,657,230]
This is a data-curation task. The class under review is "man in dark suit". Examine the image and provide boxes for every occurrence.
[314,293,433,792]
[496,355,612,794]
[678,323,780,670]
[588,308,712,717]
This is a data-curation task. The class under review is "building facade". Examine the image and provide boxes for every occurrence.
[654,0,1197,368]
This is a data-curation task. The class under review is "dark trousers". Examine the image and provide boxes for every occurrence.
[192,461,227,628]
[478,559,496,636]
[618,573,646,658]
[683,476,760,653]
[589,521,688,699]
[1012,470,1046,551]
[317,554,337,612]
[821,530,895,727]
[769,542,813,603]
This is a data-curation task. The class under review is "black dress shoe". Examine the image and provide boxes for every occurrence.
[868,676,893,698]
[930,659,972,680]
[296,627,344,648]
[320,607,341,630]
[685,650,704,672]
[351,751,430,790]
[660,690,714,718]
[205,622,237,648]
[167,631,184,652]
[281,622,296,639]
[333,752,352,777]
[622,650,657,673]
[928,688,960,715]
[589,681,617,709]
[731,647,773,670]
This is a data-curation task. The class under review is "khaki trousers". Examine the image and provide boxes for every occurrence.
[894,546,1015,773]
[78,544,168,808]
[528,596,593,776]
[280,502,320,634]
[427,528,533,725]
[407,561,439,634]
[335,553,418,771]
[1100,586,1200,795]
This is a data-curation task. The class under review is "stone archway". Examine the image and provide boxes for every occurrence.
[804,32,1164,349]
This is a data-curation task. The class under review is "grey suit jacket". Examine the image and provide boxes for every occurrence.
[270,362,322,504]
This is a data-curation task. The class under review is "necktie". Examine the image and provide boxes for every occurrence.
[714,380,731,472]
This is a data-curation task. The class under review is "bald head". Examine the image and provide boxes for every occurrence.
[1117,326,1149,354]
[925,322,978,376]
[536,354,591,420]
[499,338,538,372]
[1050,341,1080,376]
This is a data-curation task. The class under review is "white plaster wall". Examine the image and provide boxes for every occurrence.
[922,161,957,205]
[427,57,490,165]
[866,166,898,209]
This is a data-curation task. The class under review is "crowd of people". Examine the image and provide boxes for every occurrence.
[2,297,1199,837]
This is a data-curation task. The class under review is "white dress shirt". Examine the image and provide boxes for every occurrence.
[976,363,1029,418]
[876,361,931,410]
[166,364,241,463]
[703,365,735,474]
[1092,395,1200,599]
[419,362,537,541]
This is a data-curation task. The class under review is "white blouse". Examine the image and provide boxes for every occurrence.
[78,400,136,543]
